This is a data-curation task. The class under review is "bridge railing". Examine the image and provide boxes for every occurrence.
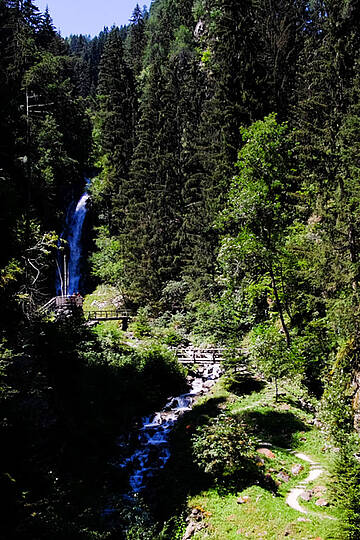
[40,295,84,313]
[174,347,226,363]
[39,296,57,313]
[84,310,133,321]
[174,347,246,364]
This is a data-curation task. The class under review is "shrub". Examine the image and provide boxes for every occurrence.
[160,328,184,346]
[91,321,127,353]
[131,307,153,338]
[192,413,257,486]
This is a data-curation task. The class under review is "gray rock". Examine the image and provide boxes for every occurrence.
[312,485,326,495]
[315,498,329,507]
[277,471,290,483]
[300,490,312,502]
[291,464,304,475]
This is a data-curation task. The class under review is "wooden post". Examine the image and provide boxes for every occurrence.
[63,254,67,297]
[122,317,128,331]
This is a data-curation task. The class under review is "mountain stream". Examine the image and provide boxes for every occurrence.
[116,362,223,495]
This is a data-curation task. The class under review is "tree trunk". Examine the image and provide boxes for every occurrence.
[269,263,291,347]
[348,223,359,291]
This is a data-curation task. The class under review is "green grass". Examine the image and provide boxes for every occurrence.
[185,375,342,539]
[83,284,123,312]
[189,485,340,539]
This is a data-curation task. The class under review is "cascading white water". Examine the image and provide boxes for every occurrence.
[56,180,90,295]
[116,362,223,495]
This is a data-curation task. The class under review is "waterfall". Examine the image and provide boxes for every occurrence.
[56,180,90,296]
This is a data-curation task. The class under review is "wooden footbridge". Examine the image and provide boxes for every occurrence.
[174,347,225,364]
[40,296,132,329]
[84,309,132,330]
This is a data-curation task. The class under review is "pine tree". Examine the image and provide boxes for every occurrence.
[125,4,148,78]
[94,26,135,233]
[123,58,180,301]
[294,0,360,289]
[255,0,307,119]
[120,0,195,302]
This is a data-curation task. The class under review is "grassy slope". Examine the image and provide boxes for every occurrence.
[185,377,341,540]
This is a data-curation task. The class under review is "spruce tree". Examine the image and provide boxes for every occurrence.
[121,0,193,303]
[91,25,135,293]
[125,4,148,78]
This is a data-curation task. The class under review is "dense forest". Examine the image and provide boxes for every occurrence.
[1,0,360,538]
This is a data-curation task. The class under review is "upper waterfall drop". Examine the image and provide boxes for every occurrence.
[56,179,90,296]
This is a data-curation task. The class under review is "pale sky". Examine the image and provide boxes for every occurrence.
[34,0,147,37]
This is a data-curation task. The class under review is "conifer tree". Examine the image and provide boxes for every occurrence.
[294,0,360,301]
[125,4,148,78]
[120,0,195,302]
[92,24,135,276]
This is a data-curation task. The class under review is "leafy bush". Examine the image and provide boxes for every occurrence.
[190,301,224,344]
[137,344,187,404]
[160,280,189,311]
[91,320,127,353]
[160,329,184,346]
[89,225,124,286]
[192,413,257,486]
[248,322,304,399]
[153,312,190,345]
[81,339,186,424]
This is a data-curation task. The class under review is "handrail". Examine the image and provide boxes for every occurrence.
[84,310,133,320]
[39,294,134,319]
[39,297,57,313]
[174,347,244,364]
[40,295,83,313]
[174,347,225,363]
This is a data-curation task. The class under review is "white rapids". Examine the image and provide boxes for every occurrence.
[117,362,223,494]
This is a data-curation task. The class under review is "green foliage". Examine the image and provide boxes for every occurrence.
[131,306,153,338]
[160,280,189,312]
[320,338,359,441]
[90,320,127,352]
[200,48,211,64]
[148,310,191,346]
[3,0,360,535]
[170,24,193,58]
[192,413,257,485]
[247,323,297,397]
[89,226,124,286]
[190,300,243,345]
[0,259,23,289]
[137,343,186,402]
[218,113,294,247]
[160,328,184,347]
[218,113,296,347]
[332,436,360,539]
[81,320,187,427]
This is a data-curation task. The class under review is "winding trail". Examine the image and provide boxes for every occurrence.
[285,452,333,519]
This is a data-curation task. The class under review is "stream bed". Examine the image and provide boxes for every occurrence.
[116,362,223,495]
